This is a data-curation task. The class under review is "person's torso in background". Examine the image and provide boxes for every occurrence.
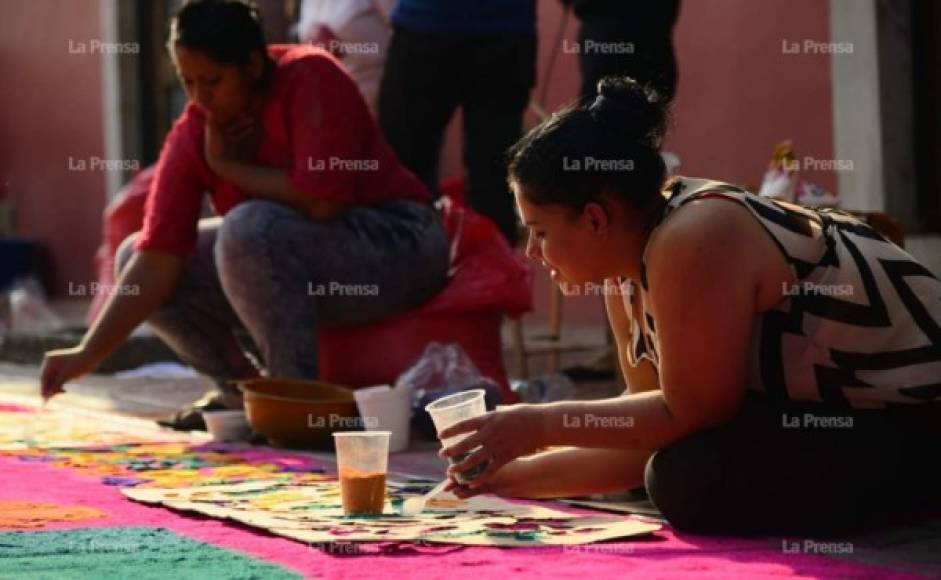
[297,0,395,111]
[569,0,680,28]
[391,0,536,36]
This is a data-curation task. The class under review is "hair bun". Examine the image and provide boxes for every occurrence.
[589,76,668,147]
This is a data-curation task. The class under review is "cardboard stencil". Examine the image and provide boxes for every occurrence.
[124,479,660,546]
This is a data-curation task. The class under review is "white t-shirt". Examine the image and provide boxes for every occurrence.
[296,0,395,112]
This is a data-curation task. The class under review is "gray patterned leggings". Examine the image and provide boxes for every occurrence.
[116,199,450,387]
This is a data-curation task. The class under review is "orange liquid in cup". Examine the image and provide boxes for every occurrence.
[339,468,386,515]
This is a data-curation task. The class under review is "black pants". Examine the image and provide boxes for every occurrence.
[577,21,678,103]
[645,393,941,535]
[379,26,536,246]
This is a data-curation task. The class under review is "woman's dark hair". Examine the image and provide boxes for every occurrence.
[508,76,670,214]
[168,0,274,84]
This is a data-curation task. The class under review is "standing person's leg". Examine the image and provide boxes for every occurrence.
[578,21,678,103]
[115,218,261,386]
[463,34,536,246]
[644,393,941,535]
[378,27,463,194]
[214,199,450,380]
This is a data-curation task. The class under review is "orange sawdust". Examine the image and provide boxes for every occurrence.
[0,501,108,529]
[427,498,465,508]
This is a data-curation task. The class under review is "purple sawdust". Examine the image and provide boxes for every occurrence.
[17,456,58,463]
[277,464,324,473]
[101,477,149,487]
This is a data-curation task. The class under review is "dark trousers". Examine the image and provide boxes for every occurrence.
[117,200,449,384]
[577,21,678,103]
[645,392,941,535]
[379,26,536,246]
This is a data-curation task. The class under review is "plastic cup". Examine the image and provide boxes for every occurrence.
[352,385,412,453]
[332,431,390,515]
[201,410,251,442]
[424,389,488,484]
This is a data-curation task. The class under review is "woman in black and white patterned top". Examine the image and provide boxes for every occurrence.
[437,76,941,535]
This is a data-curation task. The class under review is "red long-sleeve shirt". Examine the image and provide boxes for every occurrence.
[136,44,430,256]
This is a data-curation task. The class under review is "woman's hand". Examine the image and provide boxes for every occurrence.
[39,346,98,401]
[437,403,548,491]
[204,116,260,175]
[443,470,498,499]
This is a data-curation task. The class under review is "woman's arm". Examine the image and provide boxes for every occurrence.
[204,120,344,221]
[208,159,344,221]
[40,250,184,399]
[449,447,654,500]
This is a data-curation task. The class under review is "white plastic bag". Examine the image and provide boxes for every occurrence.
[396,343,503,438]
[5,277,65,334]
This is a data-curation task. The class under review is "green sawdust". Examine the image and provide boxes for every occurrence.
[0,527,301,580]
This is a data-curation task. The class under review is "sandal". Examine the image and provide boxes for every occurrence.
[156,390,244,432]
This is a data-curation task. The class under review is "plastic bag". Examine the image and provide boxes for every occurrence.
[510,373,577,404]
[759,141,799,202]
[428,195,532,316]
[395,342,504,438]
[3,277,65,334]
[758,140,839,207]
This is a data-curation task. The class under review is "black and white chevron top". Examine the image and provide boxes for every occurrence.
[621,177,941,409]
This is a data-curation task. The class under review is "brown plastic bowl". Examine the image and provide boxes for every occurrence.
[239,378,360,449]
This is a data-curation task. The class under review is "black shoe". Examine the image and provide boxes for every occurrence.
[156,399,230,432]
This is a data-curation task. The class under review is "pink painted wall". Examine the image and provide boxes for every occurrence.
[667,0,835,192]
[0,0,107,296]
[440,0,835,327]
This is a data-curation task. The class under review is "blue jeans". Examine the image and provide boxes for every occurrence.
[117,200,450,385]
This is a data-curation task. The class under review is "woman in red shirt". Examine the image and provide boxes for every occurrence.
[40,0,449,422]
